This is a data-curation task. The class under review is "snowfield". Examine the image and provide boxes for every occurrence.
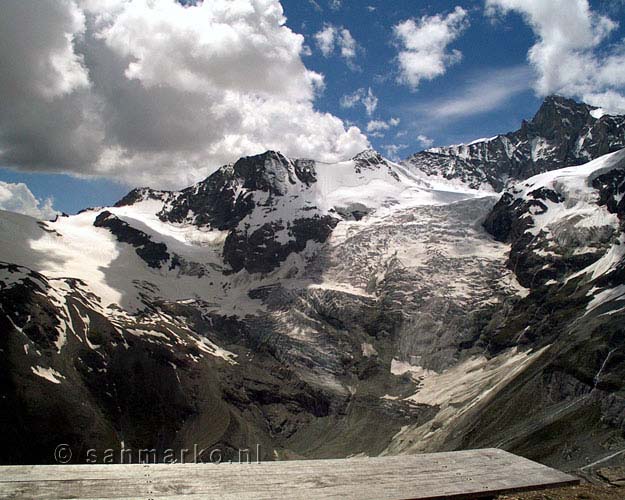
[0,150,491,318]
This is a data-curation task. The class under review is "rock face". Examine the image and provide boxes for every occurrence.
[467,150,625,470]
[223,215,338,274]
[155,151,342,274]
[94,211,171,269]
[158,151,318,230]
[404,95,625,191]
[0,96,624,472]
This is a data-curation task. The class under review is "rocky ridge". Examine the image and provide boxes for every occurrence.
[404,95,625,191]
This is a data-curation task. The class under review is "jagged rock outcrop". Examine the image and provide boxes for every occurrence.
[94,211,171,269]
[223,215,338,274]
[404,95,625,191]
[158,151,318,230]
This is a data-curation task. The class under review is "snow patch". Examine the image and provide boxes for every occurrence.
[586,285,625,314]
[31,366,65,384]
[590,108,608,119]
[361,343,377,357]
[391,359,436,380]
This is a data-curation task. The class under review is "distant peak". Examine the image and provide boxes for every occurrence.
[543,94,576,105]
[526,95,595,139]
[352,149,384,162]
[231,150,293,175]
[238,150,289,163]
[230,150,299,195]
[532,95,593,121]
[114,187,170,207]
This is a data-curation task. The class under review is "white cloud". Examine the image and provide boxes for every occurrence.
[339,28,357,60]
[308,0,322,12]
[340,90,363,109]
[0,0,368,188]
[383,143,408,161]
[367,120,390,133]
[393,6,469,89]
[417,135,434,148]
[582,90,625,115]
[340,87,378,116]
[487,0,625,113]
[362,90,378,116]
[0,181,59,220]
[314,24,337,57]
[314,23,359,66]
[414,65,533,120]
[366,117,400,135]
[329,0,342,10]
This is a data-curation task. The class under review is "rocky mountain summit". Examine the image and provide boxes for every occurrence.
[404,95,625,191]
[0,97,624,474]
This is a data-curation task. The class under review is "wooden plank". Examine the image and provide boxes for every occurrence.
[0,448,579,500]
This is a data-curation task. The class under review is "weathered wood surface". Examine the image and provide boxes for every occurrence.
[0,448,579,500]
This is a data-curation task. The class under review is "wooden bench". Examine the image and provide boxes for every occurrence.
[0,448,579,500]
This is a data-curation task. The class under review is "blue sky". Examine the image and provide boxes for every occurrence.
[282,0,625,151]
[282,0,538,148]
[1,0,624,214]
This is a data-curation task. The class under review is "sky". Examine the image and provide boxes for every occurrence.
[0,0,624,215]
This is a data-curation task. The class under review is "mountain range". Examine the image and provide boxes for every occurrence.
[1,95,624,472]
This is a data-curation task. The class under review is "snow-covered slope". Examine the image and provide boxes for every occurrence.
[484,148,625,290]
[1,140,624,470]
[0,150,484,315]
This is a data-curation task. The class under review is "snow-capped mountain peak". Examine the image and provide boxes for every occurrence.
[404,95,625,192]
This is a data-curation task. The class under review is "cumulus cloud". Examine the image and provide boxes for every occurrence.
[0,0,90,101]
[340,87,378,116]
[487,0,625,113]
[0,0,368,188]
[366,118,400,133]
[314,23,359,67]
[314,24,337,57]
[0,181,59,220]
[393,6,469,89]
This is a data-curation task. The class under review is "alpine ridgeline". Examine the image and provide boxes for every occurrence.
[404,94,625,191]
[1,96,624,474]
